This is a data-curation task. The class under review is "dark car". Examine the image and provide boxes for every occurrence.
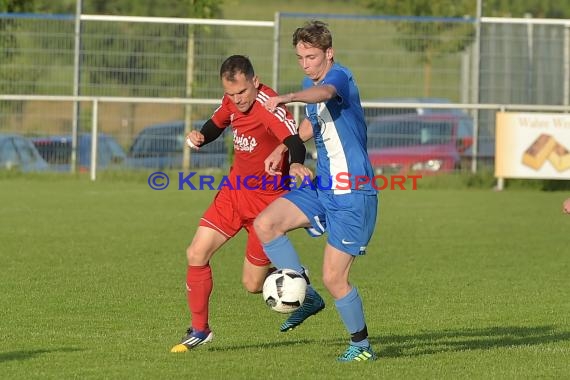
[366,113,473,175]
[126,120,228,170]
[0,133,49,172]
[31,134,126,172]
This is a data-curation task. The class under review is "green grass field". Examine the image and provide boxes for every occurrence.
[1,173,569,379]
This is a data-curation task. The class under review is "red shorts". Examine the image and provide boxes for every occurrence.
[200,187,285,266]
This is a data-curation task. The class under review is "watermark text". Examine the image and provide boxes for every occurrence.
[147,172,422,191]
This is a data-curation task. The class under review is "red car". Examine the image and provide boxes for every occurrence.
[366,113,473,175]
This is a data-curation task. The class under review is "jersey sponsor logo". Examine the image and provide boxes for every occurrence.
[233,130,258,152]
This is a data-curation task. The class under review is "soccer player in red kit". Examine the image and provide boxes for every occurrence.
[171,55,322,352]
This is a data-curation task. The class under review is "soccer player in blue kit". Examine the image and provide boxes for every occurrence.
[255,20,378,362]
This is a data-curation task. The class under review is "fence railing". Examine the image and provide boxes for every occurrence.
[3,94,570,180]
[2,12,570,180]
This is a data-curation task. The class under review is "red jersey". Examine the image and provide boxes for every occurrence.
[210,83,297,193]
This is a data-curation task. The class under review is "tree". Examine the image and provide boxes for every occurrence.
[481,0,569,18]
[0,0,41,120]
[75,0,223,99]
[76,0,226,167]
[0,0,37,12]
[365,0,570,96]
[365,0,476,96]
[365,0,570,19]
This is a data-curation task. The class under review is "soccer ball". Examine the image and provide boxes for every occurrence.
[262,269,307,313]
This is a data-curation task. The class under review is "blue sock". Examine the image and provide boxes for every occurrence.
[263,235,317,296]
[335,287,369,347]
[262,235,303,274]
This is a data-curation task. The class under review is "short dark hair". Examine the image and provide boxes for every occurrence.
[220,55,255,81]
[292,20,332,51]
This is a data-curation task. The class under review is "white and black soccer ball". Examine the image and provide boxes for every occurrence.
[262,269,307,314]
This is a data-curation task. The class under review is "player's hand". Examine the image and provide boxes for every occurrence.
[563,198,570,214]
[185,130,204,150]
[289,163,313,182]
[263,95,288,113]
[265,145,287,176]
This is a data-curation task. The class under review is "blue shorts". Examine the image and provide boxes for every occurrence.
[283,187,378,255]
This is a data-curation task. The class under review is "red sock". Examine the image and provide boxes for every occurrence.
[186,264,213,332]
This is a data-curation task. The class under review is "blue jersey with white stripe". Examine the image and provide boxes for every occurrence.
[303,63,376,194]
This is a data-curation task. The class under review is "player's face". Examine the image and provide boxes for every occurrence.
[222,72,259,113]
[295,42,333,83]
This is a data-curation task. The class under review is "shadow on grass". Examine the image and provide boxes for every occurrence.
[367,325,570,358]
[0,347,83,363]
[207,325,570,357]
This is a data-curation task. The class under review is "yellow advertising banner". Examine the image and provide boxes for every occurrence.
[495,112,570,179]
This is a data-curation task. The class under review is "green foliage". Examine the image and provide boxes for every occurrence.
[415,170,497,190]
[81,22,188,97]
[0,0,37,12]
[11,0,224,17]
[504,178,570,191]
[5,0,570,19]
[394,170,570,191]
[391,20,475,64]
[365,0,570,19]
[0,2,41,110]
[1,0,227,99]
[484,0,569,18]
[366,0,475,18]
[27,0,222,18]
[365,1,476,96]
[83,0,222,18]
[71,1,227,98]
[364,0,570,95]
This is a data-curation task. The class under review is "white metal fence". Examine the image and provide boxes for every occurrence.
[1,12,569,178]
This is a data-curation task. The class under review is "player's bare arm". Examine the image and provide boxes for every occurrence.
[264,85,337,113]
[288,84,337,104]
[298,119,313,141]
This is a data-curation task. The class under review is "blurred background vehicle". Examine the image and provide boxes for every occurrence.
[301,98,476,174]
[366,113,473,175]
[364,97,467,115]
[125,120,229,170]
[31,134,126,172]
[363,97,474,132]
[0,134,49,172]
